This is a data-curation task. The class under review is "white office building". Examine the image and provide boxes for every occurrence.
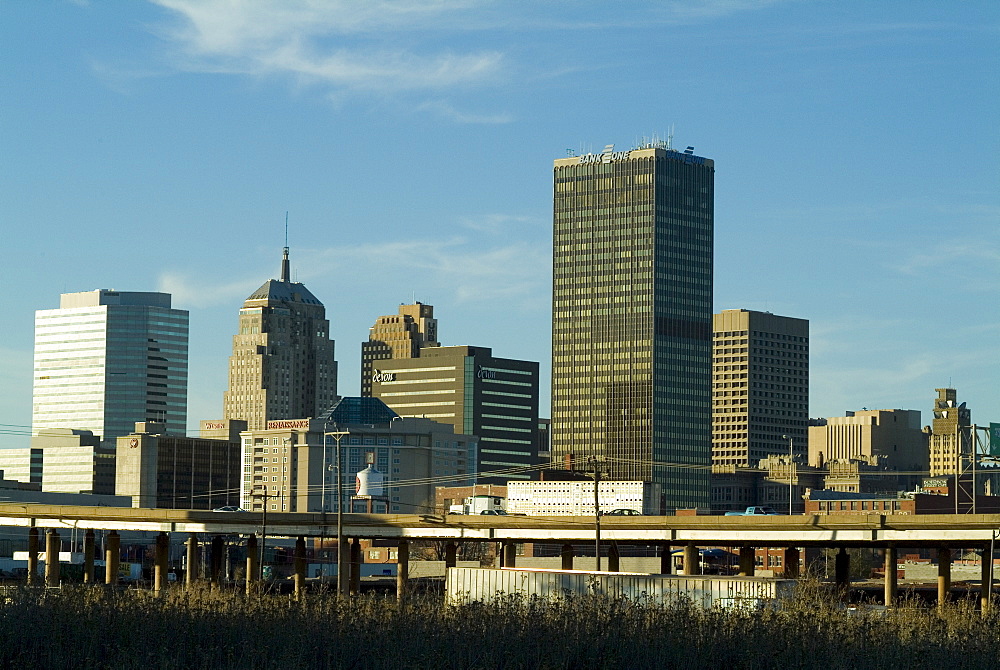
[32,290,188,448]
[506,480,657,516]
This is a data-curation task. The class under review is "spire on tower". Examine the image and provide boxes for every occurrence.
[280,212,290,282]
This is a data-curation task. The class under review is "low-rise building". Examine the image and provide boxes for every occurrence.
[804,489,1000,515]
[115,421,242,509]
[808,409,928,491]
[0,429,115,494]
[0,448,42,486]
[506,480,657,516]
[239,398,477,515]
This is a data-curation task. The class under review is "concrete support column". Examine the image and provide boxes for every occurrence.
[937,547,951,609]
[682,543,699,576]
[350,538,361,596]
[444,542,457,569]
[294,536,306,600]
[659,544,671,575]
[785,547,800,579]
[396,540,409,602]
[883,545,897,607]
[45,529,60,588]
[503,542,517,569]
[739,547,755,577]
[835,548,850,588]
[83,530,96,584]
[210,535,223,586]
[105,531,120,586]
[607,543,620,572]
[27,527,39,586]
[185,534,199,588]
[154,532,169,595]
[561,544,575,571]
[981,545,993,615]
[246,534,259,594]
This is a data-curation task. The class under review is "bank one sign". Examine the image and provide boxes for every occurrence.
[576,143,706,166]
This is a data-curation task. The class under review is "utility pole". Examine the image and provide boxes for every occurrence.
[254,486,275,584]
[587,456,605,571]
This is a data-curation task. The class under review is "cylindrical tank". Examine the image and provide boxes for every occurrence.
[356,465,385,497]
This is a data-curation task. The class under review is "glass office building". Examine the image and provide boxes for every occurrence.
[371,345,539,486]
[32,290,189,449]
[551,143,714,509]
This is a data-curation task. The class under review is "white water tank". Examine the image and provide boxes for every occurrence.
[356,465,384,497]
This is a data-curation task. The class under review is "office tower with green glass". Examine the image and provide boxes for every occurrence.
[32,289,188,449]
[551,142,714,510]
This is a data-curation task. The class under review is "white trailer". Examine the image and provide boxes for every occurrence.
[446,567,797,610]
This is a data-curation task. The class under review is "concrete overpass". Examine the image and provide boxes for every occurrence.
[3,503,998,607]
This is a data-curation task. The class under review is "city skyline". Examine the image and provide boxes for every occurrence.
[2,2,998,446]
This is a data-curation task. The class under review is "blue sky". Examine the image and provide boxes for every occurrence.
[1,1,997,447]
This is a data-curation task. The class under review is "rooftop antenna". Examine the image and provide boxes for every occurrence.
[667,125,674,151]
[280,211,290,282]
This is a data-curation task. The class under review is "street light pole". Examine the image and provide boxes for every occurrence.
[323,427,350,595]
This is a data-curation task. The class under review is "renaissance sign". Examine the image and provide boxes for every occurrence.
[266,419,311,430]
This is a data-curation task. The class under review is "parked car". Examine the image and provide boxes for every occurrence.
[603,508,642,516]
[723,506,780,516]
[480,509,508,515]
[212,506,246,512]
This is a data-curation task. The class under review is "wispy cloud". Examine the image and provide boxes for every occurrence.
[812,354,937,415]
[157,271,261,309]
[143,0,786,117]
[456,213,540,234]
[415,100,512,124]
[150,0,504,95]
[303,236,550,307]
[155,232,550,312]
[893,242,1000,276]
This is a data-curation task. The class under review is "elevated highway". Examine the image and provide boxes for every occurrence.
[4,503,997,607]
[2,503,1000,548]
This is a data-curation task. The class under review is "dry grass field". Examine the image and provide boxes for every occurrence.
[0,583,997,669]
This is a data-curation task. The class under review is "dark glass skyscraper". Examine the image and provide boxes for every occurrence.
[551,143,714,510]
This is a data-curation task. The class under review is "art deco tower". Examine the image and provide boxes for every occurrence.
[223,248,338,429]
[928,387,971,477]
[551,142,714,509]
[360,301,439,396]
